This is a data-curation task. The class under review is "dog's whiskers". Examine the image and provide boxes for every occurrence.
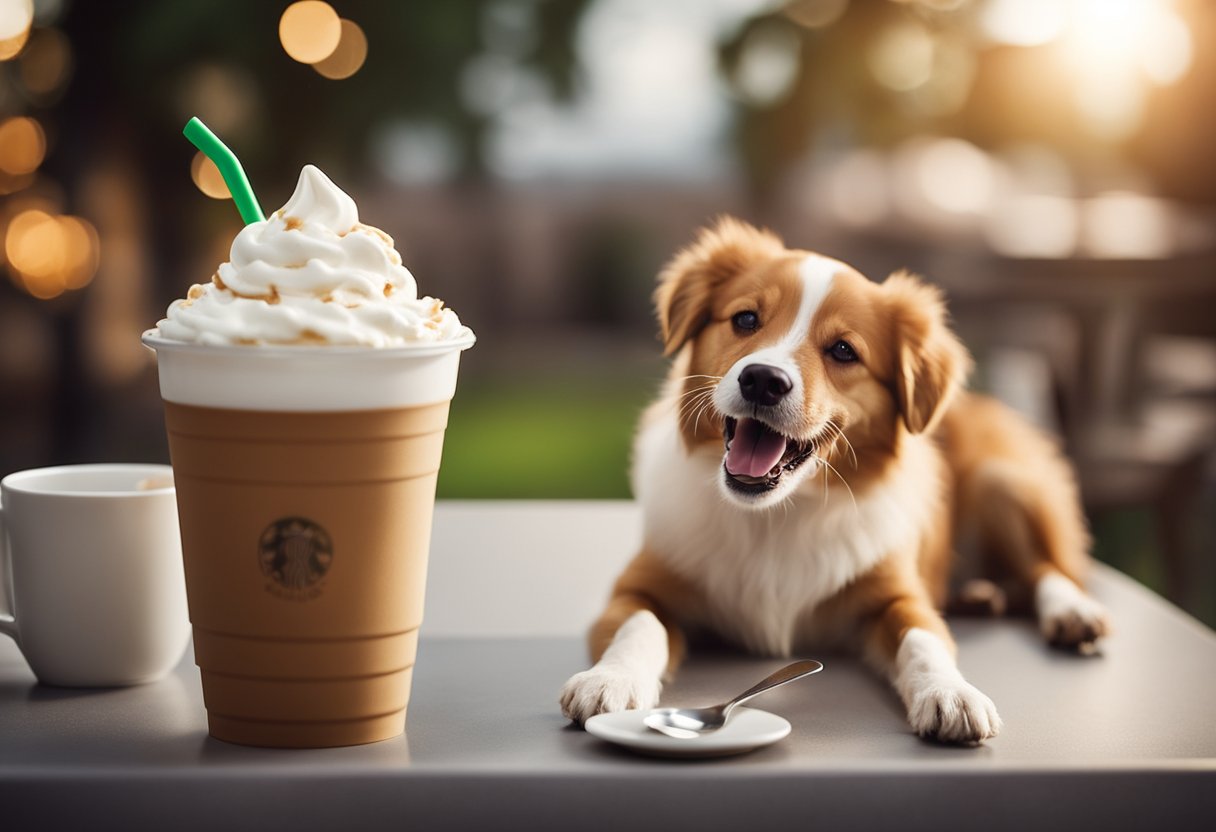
[674,383,720,436]
[804,425,857,513]
[677,390,712,413]
[674,378,722,404]
[819,455,858,515]
[678,389,715,422]
[822,420,858,471]
[829,420,859,470]
[677,385,714,408]
[821,460,830,508]
[678,398,716,421]
[677,382,719,399]
[690,397,721,436]
[675,384,719,419]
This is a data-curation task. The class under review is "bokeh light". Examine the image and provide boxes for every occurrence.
[1073,68,1144,141]
[18,26,71,97]
[1061,0,1194,139]
[982,0,1066,47]
[279,1,341,65]
[372,119,459,186]
[1138,11,1192,85]
[57,215,100,289]
[732,21,801,106]
[0,0,32,40]
[868,22,934,92]
[4,208,99,299]
[984,195,1079,258]
[999,144,1074,197]
[980,0,1197,141]
[0,22,28,60]
[1060,0,1194,86]
[915,138,994,215]
[0,171,33,195]
[6,210,63,293]
[784,0,849,30]
[1083,192,1171,259]
[459,53,523,116]
[190,150,231,199]
[825,150,890,227]
[905,35,975,118]
[0,115,45,175]
[313,18,367,80]
[179,65,258,136]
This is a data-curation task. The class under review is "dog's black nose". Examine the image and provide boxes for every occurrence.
[739,364,793,407]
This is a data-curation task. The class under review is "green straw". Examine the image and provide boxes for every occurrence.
[183,117,265,225]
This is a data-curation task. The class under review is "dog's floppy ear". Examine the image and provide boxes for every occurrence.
[884,271,973,434]
[654,217,784,356]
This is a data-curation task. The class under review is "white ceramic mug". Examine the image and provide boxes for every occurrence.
[0,464,190,686]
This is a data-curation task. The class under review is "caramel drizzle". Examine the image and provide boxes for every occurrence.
[211,272,279,304]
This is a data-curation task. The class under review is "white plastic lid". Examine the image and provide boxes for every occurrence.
[142,331,474,411]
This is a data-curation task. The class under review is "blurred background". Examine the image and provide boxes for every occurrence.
[0,0,1213,624]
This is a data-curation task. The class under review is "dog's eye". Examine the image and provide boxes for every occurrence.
[828,340,859,363]
[732,311,760,332]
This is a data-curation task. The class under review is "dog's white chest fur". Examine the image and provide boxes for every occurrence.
[632,414,935,656]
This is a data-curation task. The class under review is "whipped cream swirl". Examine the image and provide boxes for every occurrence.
[154,165,472,347]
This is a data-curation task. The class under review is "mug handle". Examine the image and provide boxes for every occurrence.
[0,499,17,643]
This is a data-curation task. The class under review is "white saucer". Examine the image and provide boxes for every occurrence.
[584,707,791,758]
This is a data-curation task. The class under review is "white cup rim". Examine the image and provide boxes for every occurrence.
[141,330,476,359]
[1,463,176,499]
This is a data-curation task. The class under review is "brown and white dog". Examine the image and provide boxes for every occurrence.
[559,218,1111,744]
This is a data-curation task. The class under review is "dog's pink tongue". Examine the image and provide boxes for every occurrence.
[725,418,787,477]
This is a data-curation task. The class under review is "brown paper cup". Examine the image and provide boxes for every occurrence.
[143,334,473,747]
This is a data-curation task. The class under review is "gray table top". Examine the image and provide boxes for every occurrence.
[2,502,1214,831]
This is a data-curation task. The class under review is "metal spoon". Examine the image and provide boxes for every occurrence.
[643,659,824,739]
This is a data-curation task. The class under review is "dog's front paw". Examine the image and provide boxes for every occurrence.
[905,678,1002,745]
[559,666,661,724]
[1041,599,1110,651]
[1037,574,1110,653]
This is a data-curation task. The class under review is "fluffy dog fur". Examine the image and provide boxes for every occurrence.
[559,218,1111,744]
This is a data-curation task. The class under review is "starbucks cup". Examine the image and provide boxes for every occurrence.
[143,332,473,748]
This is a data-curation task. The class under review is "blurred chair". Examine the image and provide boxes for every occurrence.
[953,303,1081,441]
[948,260,1216,610]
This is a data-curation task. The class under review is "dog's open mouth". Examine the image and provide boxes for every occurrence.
[722,417,815,492]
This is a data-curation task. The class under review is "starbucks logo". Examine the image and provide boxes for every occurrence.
[259,517,333,596]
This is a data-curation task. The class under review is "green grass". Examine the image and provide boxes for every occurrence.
[1090,510,1166,596]
[1091,504,1216,629]
[436,378,656,499]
